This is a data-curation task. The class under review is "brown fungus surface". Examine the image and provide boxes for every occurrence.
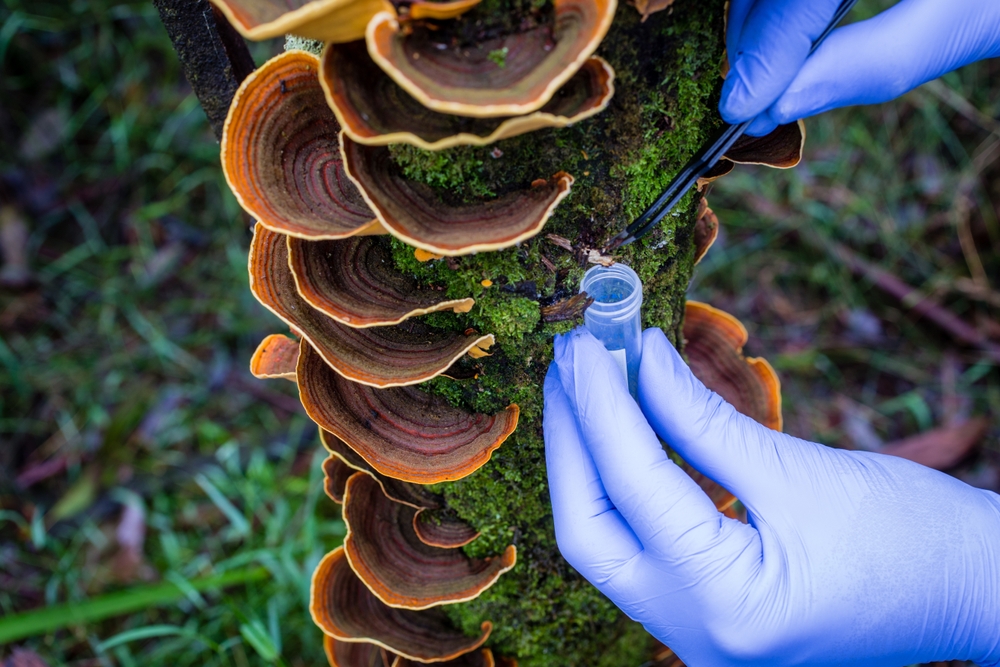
[722,120,805,168]
[365,0,616,117]
[321,430,445,509]
[323,636,394,667]
[392,650,495,667]
[299,343,519,483]
[324,636,395,667]
[222,51,381,240]
[288,235,474,327]
[342,135,574,255]
[342,473,517,609]
[249,227,494,387]
[310,547,492,662]
[210,0,392,42]
[413,508,481,548]
[692,199,719,265]
[323,454,356,503]
[250,333,300,380]
[322,41,614,150]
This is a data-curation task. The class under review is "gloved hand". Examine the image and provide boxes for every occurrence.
[544,327,1000,666]
[721,0,1000,136]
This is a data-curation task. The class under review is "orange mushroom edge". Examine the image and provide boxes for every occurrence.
[310,547,492,662]
[249,226,495,388]
[250,333,300,380]
[364,0,616,117]
[222,51,384,241]
[413,507,481,548]
[342,472,517,609]
[287,235,474,328]
[320,429,444,510]
[341,133,574,255]
[321,39,615,150]
[683,301,783,432]
[692,198,719,265]
[209,0,392,42]
[299,342,519,484]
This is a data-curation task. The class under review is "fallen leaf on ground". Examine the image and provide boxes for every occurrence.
[880,417,990,470]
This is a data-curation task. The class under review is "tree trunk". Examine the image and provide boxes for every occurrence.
[378,2,727,663]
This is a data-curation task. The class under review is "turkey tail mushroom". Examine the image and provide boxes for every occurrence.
[249,226,493,387]
[341,135,573,255]
[365,0,616,117]
[222,52,383,240]
[209,0,392,42]
[311,547,492,662]
[321,41,614,150]
[342,473,516,609]
[299,342,519,484]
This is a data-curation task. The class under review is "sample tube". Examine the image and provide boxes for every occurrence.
[579,263,643,398]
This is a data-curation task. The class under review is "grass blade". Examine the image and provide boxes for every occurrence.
[0,566,268,644]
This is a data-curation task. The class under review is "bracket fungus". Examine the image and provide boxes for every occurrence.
[413,508,481,548]
[684,301,782,431]
[342,135,574,255]
[209,0,392,42]
[321,41,614,150]
[700,120,807,184]
[223,51,382,240]
[342,473,517,609]
[311,547,493,662]
[393,651,495,667]
[323,453,356,503]
[324,636,394,667]
[288,235,474,327]
[250,333,301,380]
[692,199,719,265]
[250,227,493,387]
[299,342,519,483]
[323,636,496,667]
[321,430,445,509]
[365,0,616,117]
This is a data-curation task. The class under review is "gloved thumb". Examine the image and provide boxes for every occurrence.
[637,328,805,510]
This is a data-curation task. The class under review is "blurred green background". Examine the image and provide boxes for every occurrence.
[0,0,996,665]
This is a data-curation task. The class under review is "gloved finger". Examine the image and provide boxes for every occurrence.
[543,364,644,585]
[744,113,779,138]
[725,0,754,63]
[637,328,798,508]
[765,0,1000,125]
[719,0,844,124]
[552,329,726,560]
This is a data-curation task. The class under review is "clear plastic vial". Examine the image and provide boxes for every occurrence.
[579,263,643,399]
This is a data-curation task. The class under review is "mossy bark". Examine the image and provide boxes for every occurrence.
[342,1,724,663]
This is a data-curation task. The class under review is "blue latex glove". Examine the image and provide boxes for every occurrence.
[544,327,1000,666]
[721,0,1000,136]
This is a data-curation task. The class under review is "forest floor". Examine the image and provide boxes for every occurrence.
[0,0,997,665]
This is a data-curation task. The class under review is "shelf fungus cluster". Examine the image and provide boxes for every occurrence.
[244,219,521,662]
[211,0,798,662]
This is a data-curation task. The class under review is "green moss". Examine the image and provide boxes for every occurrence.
[388,145,495,201]
[378,0,727,663]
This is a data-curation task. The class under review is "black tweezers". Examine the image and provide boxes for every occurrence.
[607,0,860,250]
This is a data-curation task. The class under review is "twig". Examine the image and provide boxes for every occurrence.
[744,193,1000,363]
